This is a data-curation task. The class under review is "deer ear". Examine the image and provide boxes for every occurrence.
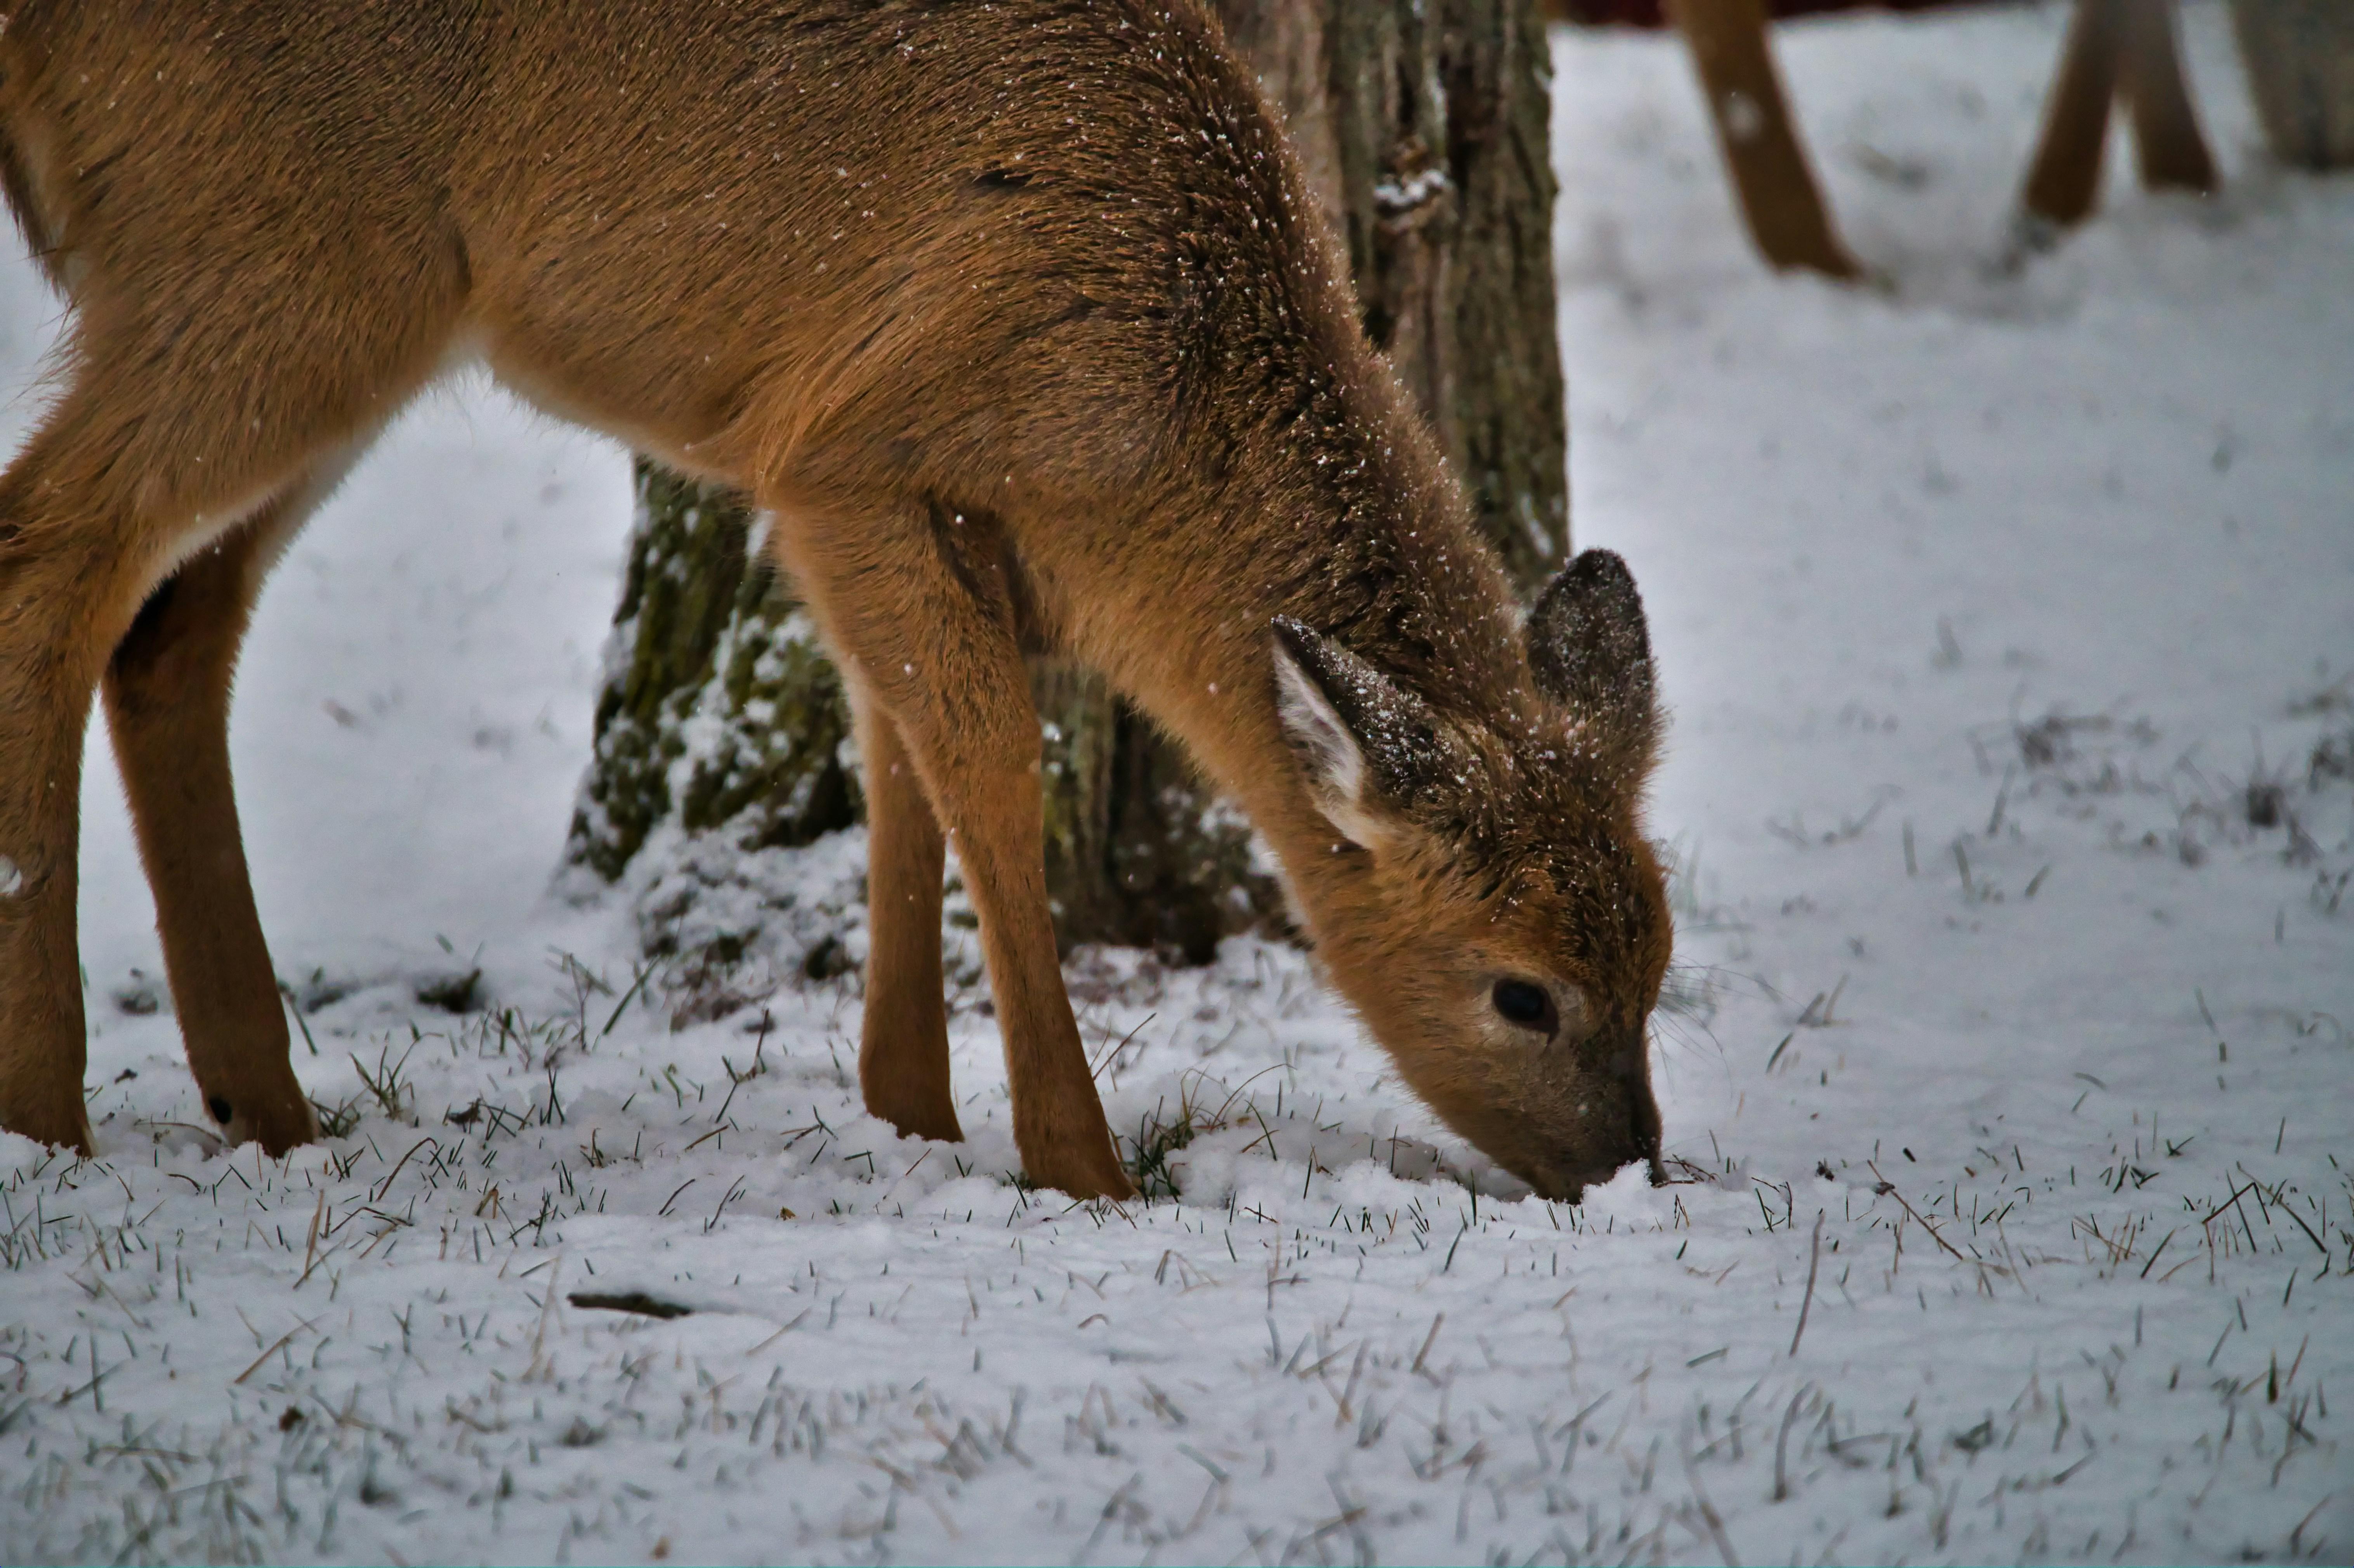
[1271,617,1443,848]
[1528,550,1661,769]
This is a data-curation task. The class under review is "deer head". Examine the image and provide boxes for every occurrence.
[1272,550,1670,1202]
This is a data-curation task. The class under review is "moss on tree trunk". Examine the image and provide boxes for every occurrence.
[569,3,1567,962]
[566,461,858,883]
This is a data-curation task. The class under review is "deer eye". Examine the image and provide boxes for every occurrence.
[1491,979,1556,1033]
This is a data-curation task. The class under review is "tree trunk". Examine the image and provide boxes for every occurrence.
[1217,0,1570,588]
[568,3,1569,966]
[567,462,859,887]
[1668,0,1863,279]
[2231,0,2354,170]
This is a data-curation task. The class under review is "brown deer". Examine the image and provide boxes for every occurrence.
[0,0,1670,1202]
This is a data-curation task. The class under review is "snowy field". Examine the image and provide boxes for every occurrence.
[4,4,2350,1563]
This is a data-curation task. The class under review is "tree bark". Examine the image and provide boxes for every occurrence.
[2231,0,2354,170]
[569,3,1569,964]
[566,461,859,886]
[1218,0,1570,587]
[1668,0,1863,279]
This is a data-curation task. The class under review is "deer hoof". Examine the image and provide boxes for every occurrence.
[1025,1141,1138,1202]
[207,1082,319,1157]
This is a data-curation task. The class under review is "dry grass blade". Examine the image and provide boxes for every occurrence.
[1681,1437,1743,1567]
[232,1315,321,1386]
[1790,1210,1824,1357]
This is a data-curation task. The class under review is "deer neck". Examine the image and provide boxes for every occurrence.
[1098,378,1530,926]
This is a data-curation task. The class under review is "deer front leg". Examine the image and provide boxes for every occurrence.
[776,498,1133,1200]
[102,511,318,1156]
[2022,0,2126,227]
[849,684,962,1143]
[2117,0,2217,195]
[937,744,1134,1198]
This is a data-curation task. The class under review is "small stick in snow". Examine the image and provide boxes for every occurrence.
[743,1307,812,1358]
[298,1188,324,1277]
[1868,1161,2009,1278]
[368,1134,440,1205]
[1789,1210,1824,1357]
[1088,1011,1157,1082]
[1986,764,2014,836]
[233,1313,322,1385]
[293,1190,339,1290]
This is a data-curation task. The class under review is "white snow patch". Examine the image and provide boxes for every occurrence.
[2,5,2345,1563]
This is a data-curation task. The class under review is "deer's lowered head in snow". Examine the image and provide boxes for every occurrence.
[0,0,1668,1201]
[1259,554,1672,1202]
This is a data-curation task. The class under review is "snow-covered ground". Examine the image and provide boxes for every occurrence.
[4,4,2349,1562]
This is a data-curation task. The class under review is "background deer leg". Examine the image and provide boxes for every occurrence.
[102,502,319,1155]
[1668,0,1862,279]
[2022,0,2126,227]
[917,723,1132,1199]
[2117,0,2217,194]
[774,498,1133,1199]
[848,682,962,1143]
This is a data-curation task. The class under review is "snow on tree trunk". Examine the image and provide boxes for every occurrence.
[568,3,1568,969]
[567,461,858,887]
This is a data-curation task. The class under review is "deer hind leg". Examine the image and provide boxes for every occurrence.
[0,388,262,1153]
[0,282,459,1153]
[101,486,338,1157]
[0,424,108,1153]
[849,685,963,1143]
[773,495,1132,1199]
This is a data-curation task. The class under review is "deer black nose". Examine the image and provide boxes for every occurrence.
[1630,1090,1664,1183]
[1616,1047,1664,1182]
[1546,1042,1665,1200]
